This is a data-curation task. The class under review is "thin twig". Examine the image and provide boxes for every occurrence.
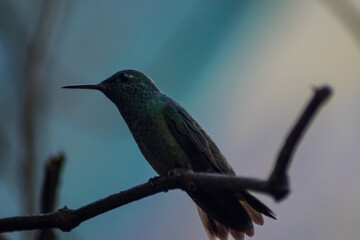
[40,153,65,213]
[36,153,65,240]
[268,86,332,200]
[0,85,332,233]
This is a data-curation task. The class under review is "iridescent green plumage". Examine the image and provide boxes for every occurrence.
[64,70,275,240]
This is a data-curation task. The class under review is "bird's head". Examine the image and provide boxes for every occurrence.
[63,70,160,109]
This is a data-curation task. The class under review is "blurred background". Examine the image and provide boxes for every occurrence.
[1,0,360,239]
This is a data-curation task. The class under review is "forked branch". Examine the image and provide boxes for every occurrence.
[0,86,332,233]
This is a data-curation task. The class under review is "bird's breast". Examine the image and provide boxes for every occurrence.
[129,113,189,176]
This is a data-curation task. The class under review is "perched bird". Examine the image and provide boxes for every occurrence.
[63,70,275,240]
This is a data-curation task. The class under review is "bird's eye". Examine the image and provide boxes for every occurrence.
[122,73,131,82]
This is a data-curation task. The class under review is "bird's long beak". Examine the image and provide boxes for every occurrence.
[62,83,105,91]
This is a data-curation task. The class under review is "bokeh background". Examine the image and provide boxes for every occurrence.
[1,0,360,239]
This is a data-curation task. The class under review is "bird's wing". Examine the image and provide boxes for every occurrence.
[163,101,232,173]
[163,100,276,237]
[163,101,255,234]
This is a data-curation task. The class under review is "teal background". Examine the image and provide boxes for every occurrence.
[1,1,360,239]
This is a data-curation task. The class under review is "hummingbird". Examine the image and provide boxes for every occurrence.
[63,70,275,240]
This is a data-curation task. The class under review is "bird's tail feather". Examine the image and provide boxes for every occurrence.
[237,191,277,220]
[197,206,247,240]
[197,194,274,240]
[240,200,264,226]
[197,206,229,240]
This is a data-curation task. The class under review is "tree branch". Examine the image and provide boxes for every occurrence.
[0,85,332,233]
